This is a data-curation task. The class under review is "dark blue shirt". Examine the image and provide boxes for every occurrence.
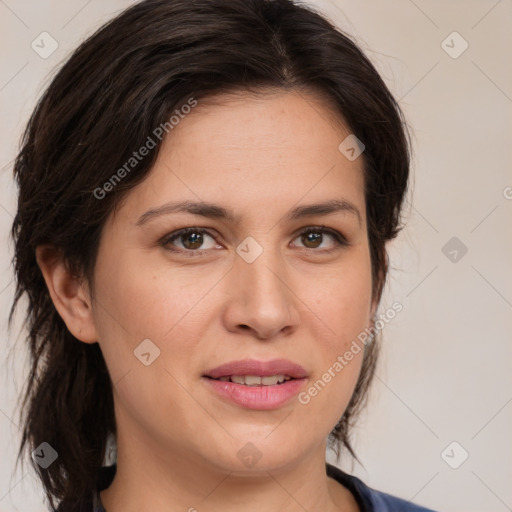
[78,463,438,512]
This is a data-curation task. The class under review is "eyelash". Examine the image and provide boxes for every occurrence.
[159,225,349,257]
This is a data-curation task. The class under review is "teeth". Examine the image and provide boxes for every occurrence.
[231,375,251,385]
[218,374,291,386]
[242,375,262,386]
[261,375,283,385]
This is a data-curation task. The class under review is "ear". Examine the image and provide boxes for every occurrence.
[35,244,98,344]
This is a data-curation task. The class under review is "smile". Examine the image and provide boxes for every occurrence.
[212,374,294,385]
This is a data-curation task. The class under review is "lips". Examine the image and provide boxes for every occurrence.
[203,359,308,410]
[204,358,308,380]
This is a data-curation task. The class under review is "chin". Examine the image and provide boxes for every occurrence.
[200,429,307,475]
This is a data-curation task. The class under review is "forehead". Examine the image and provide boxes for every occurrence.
[173,88,353,156]
[112,89,366,227]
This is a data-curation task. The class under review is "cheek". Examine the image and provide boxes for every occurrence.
[91,254,219,386]
[93,252,202,340]
[309,255,373,351]
[296,258,372,425]
[91,260,210,439]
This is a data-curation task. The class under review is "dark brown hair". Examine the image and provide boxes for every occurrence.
[9,0,411,509]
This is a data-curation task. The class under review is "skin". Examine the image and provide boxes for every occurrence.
[36,89,378,512]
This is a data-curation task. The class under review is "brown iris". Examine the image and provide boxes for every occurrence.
[181,231,204,250]
[301,231,322,249]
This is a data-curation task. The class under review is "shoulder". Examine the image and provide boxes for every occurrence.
[362,484,438,512]
[326,463,439,512]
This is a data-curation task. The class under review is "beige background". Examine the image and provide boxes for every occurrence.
[1,1,511,510]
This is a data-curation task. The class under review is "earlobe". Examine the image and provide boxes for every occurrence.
[35,244,98,344]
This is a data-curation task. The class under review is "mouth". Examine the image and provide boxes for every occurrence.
[204,374,295,386]
[202,359,308,410]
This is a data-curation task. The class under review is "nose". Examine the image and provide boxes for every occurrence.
[222,244,300,340]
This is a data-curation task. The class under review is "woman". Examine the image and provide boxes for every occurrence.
[9,0,436,511]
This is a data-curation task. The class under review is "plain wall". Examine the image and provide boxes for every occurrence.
[1,1,511,511]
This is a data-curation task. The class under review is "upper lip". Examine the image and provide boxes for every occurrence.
[204,359,308,379]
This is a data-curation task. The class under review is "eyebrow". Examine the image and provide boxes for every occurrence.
[135,198,362,227]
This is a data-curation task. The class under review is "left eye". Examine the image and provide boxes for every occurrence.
[292,226,347,251]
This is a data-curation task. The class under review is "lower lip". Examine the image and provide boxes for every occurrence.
[202,377,307,410]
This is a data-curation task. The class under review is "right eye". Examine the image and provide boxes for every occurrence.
[160,227,222,256]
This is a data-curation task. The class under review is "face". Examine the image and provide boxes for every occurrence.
[87,89,375,473]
